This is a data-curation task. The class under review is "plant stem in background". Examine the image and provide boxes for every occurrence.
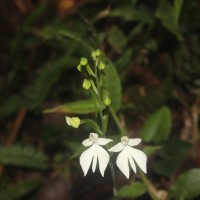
[139,170,160,200]
[192,105,200,143]
[109,106,127,136]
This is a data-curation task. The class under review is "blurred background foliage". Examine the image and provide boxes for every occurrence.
[0,0,200,199]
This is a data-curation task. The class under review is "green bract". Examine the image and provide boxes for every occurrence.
[77,64,82,72]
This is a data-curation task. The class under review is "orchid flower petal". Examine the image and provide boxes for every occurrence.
[96,144,110,177]
[127,146,147,173]
[128,138,141,146]
[80,144,95,176]
[116,149,130,178]
[82,139,93,146]
[65,116,71,126]
[92,150,98,173]
[127,150,137,173]
[97,138,113,145]
[108,143,124,152]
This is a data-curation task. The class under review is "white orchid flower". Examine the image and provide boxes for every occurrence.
[80,133,112,177]
[109,136,147,179]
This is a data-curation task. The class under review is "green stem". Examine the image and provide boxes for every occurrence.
[94,59,104,130]
[109,106,127,136]
[110,107,160,200]
[109,160,119,200]
[139,170,159,200]
[93,55,119,199]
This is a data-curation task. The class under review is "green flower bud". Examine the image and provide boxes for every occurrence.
[98,61,105,70]
[83,79,91,90]
[91,51,96,59]
[80,57,88,66]
[77,64,82,72]
[91,49,101,59]
[95,49,101,56]
[66,116,80,128]
[103,96,111,106]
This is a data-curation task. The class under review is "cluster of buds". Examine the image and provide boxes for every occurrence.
[77,49,112,107]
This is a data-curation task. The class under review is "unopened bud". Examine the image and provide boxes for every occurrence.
[95,49,101,56]
[98,61,105,70]
[103,96,111,106]
[80,57,88,66]
[91,51,96,59]
[83,79,91,90]
[91,49,101,59]
[66,116,80,128]
[77,64,81,72]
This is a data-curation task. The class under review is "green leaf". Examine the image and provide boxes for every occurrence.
[153,140,191,178]
[0,95,25,117]
[141,106,172,143]
[143,145,161,157]
[156,0,182,40]
[11,5,46,55]
[115,48,133,71]
[1,54,80,117]
[170,169,200,200]
[174,0,184,23]
[24,55,80,111]
[107,26,127,53]
[43,99,96,114]
[38,24,93,51]
[0,145,48,169]
[0,180,41,200]
[118,181,147,198]
[59,29,93,51]
[109,4,153,24]
[103,60,122,111]
[109,5,137,21]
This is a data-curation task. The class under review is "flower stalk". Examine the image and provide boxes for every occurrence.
[91,50,119,197]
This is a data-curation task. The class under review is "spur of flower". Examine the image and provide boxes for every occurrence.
[80,133,112,177]
[109,136,147,179]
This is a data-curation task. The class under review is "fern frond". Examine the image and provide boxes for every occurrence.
[0,145,48,169]
[23,56,70,110]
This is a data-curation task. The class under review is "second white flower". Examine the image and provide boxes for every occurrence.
[109,136,147,179]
